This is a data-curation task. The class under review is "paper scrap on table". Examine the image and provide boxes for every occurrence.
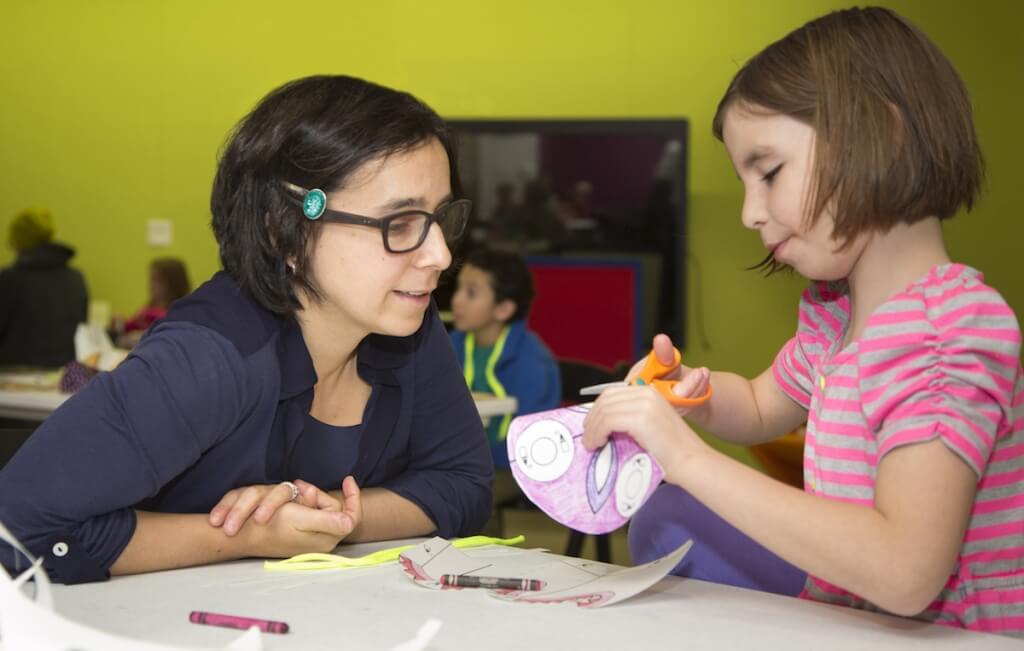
[74,323,128,371]
[0,520,261,651]
[398,536,691,608]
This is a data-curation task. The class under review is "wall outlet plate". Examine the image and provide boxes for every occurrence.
[146,219,173,247]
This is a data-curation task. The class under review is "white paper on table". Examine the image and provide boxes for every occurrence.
[73,323,127,371]
[0,520,262,651]
[398,536,692,608]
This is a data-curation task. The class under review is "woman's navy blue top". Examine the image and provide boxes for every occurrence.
[0,272,493,583]
[292,413,362,487]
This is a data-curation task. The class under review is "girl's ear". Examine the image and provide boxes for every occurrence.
[494,298,517,322]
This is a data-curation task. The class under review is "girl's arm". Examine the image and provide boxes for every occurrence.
[676,436,975,615]
[636,334,807,445]
[685,368,807,445]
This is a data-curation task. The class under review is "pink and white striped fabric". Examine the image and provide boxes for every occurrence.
[773,263,1024,636]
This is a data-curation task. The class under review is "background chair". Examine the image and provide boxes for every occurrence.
[748,426,806,489]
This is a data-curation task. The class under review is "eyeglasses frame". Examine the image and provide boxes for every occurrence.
[291,186,471,254]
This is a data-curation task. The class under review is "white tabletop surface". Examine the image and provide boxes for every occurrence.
[0,389,68,421]
[43,539,1019,650]
[473,395,518,419]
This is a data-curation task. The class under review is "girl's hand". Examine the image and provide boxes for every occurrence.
[582,385,709,484]
[210,477,360,537]
[241,477,363,557]
[624,333,711,416]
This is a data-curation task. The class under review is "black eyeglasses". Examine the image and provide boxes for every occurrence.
[290,185,471,254]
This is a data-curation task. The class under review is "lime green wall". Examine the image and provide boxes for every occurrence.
[1,1,1021,461]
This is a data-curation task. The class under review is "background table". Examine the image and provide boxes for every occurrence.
[39,539,1020,650]
[473,396,518,420]
[0,389,68,421]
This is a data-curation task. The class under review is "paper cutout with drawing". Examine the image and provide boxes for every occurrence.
[507,404,664,534]
[0,521,261,651]
[399,536,692,608]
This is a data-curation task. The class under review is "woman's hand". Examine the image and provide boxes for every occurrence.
[240,477,363,557]
[210,477,361,537]
[210,480,312,535]
[626,334,710,416]
[582,384,710,485]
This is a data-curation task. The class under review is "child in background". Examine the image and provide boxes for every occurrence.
[450,249,560,534]
[450,249,561,466]
[112,257,190,348]
[584,6,1022,637]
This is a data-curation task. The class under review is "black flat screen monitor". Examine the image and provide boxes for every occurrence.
[443,119,689,354]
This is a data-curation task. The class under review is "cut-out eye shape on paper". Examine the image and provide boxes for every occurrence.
[615,453,654,517]
[515,419,574,482]
[586,442,617,513]
[508,405,663,535]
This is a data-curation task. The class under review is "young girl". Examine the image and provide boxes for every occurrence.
[583,7,1022,637]
[113,257,191,348]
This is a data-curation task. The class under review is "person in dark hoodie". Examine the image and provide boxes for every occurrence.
[0,208,88,367]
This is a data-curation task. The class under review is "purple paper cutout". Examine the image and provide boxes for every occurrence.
[507,405,664,535]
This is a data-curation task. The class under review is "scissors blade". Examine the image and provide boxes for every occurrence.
[579,381,628,396]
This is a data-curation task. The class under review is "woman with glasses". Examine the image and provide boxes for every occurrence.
[0,75,493,583]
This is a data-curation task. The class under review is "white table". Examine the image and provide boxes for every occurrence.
[43,539,1018,650]
[473,396,518,420]
[0,389,68,421]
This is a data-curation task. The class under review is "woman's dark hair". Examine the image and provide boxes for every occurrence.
[150,257,191,306]
[463,248,535,322]
[211,75,461,315]
[711,7,983,274]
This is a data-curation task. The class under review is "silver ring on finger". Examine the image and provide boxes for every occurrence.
[281,480,299,503]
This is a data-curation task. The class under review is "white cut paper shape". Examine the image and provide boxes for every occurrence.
[0,520,262,651]
[398,536,692,608]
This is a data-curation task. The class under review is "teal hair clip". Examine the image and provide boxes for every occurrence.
[302,188,327,220]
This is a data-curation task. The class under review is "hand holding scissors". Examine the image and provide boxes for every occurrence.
[579,342,712,408]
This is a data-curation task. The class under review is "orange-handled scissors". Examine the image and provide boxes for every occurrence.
[578,347,712,407]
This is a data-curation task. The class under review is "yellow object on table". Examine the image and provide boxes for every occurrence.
[263,534,525,572]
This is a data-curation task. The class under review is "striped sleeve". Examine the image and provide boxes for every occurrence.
[859,277,1021,476]
[773,283,845,410]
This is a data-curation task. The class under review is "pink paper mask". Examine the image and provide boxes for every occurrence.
[506,404,663,535]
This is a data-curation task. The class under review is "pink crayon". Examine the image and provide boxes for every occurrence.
[189,610,290,634]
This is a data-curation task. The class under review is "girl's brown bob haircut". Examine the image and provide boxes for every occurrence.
[712,6,984,246]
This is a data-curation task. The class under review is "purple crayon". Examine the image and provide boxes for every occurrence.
[189,610,290,634]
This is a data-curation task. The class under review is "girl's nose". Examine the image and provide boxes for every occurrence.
[740,190,767,230]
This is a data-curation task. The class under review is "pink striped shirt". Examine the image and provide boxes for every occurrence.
[773,264,1024,636]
